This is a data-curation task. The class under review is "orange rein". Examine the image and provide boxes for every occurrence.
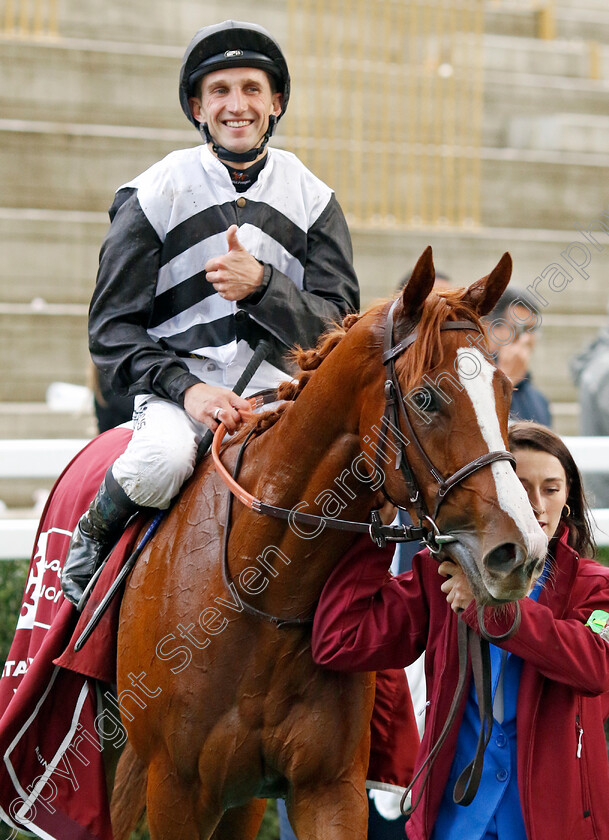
[210,393,427,547]
[211,394,266,513]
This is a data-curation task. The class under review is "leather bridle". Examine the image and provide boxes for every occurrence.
[212,301,516,559]
[374,299,516,554]
[211,300,519,626]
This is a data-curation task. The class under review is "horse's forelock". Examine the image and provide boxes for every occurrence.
[395,288,488,389]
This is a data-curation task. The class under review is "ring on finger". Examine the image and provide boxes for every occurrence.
[213,407,222,421]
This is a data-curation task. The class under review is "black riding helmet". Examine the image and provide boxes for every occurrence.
[179,20,291,163]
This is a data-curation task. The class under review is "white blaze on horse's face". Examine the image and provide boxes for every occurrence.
[456,347,548,578]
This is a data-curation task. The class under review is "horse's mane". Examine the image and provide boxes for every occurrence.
[232,317,358,441]
[276,312,361,401]
[232,288,486,441]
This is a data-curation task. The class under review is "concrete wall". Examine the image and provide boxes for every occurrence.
[1,0,609,450]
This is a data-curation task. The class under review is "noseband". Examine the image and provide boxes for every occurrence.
[374,299,516,553]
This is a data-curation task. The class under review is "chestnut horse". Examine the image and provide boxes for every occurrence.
[110,247,546,839]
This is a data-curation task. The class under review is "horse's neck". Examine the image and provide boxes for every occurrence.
[255,338,375,502]
[247,382,367,511]
[227,341,382,611]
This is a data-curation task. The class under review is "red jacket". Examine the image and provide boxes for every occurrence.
[312,530,609,840]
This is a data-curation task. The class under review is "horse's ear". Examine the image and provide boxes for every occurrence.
[401,246,436,316]
[462,252,512,317]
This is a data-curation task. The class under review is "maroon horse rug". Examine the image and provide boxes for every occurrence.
[0,429,417,840]
[0,429,136,839]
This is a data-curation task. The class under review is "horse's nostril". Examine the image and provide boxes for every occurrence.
[485,543,518,573]
[525,556,545,580]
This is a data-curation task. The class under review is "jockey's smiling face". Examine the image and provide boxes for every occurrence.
[189,67,283,165]
[514,448,568,541]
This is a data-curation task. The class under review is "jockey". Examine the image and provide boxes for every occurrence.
[61,19,360,606]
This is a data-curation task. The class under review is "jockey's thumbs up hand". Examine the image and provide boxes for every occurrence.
[226,224,245,251]
[204,225,265,302]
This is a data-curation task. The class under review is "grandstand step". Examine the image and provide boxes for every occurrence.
[352,225,609,316]
[529,314,601,404]
[555,0,609,9]
[479,148,609,229]
[484,3,544,39]
[0,306,89,401]
[555,8,609,44]
[0,209,105,304]
[21,0,287,48]
[483,70,609,147]
[0,402,96,439]
[15,0,608,54]
[485,2,609,44]
[0,119,197,212]
[508,113,609,155]
[483,34,606,81]
[550,402,580,437]
[0,37,184,129]
[1,121,608,228]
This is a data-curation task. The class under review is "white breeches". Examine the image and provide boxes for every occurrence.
[111,394,207,509]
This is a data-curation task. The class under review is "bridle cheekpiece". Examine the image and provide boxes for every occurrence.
[373,299,516,554]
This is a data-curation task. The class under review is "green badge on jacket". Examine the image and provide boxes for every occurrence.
[586,609,609,637]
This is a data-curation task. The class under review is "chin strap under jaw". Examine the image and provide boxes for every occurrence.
[200,115,277,164]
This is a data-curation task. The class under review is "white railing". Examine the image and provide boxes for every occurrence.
[1,437,609,558]
[587,510,609,547]
[0,438,89,559]
[0,438,89,479]
[562,437,609,475]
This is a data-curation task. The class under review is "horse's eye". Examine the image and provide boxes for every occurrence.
[409,387,438,413]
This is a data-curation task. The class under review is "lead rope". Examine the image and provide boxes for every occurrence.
[400,620,494,815]
[401,619,470,816]
[452,630,493,805]
[401,603,522,816]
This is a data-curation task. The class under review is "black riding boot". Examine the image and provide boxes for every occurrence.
[61,469,138,607]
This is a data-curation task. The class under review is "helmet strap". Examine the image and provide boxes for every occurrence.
[200,115,277,164]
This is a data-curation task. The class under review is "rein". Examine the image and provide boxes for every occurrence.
[213,417,425,630]
[211,416,426,546]
[220,427,316,628]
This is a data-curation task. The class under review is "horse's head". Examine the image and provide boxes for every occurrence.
[362,247,547,604]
